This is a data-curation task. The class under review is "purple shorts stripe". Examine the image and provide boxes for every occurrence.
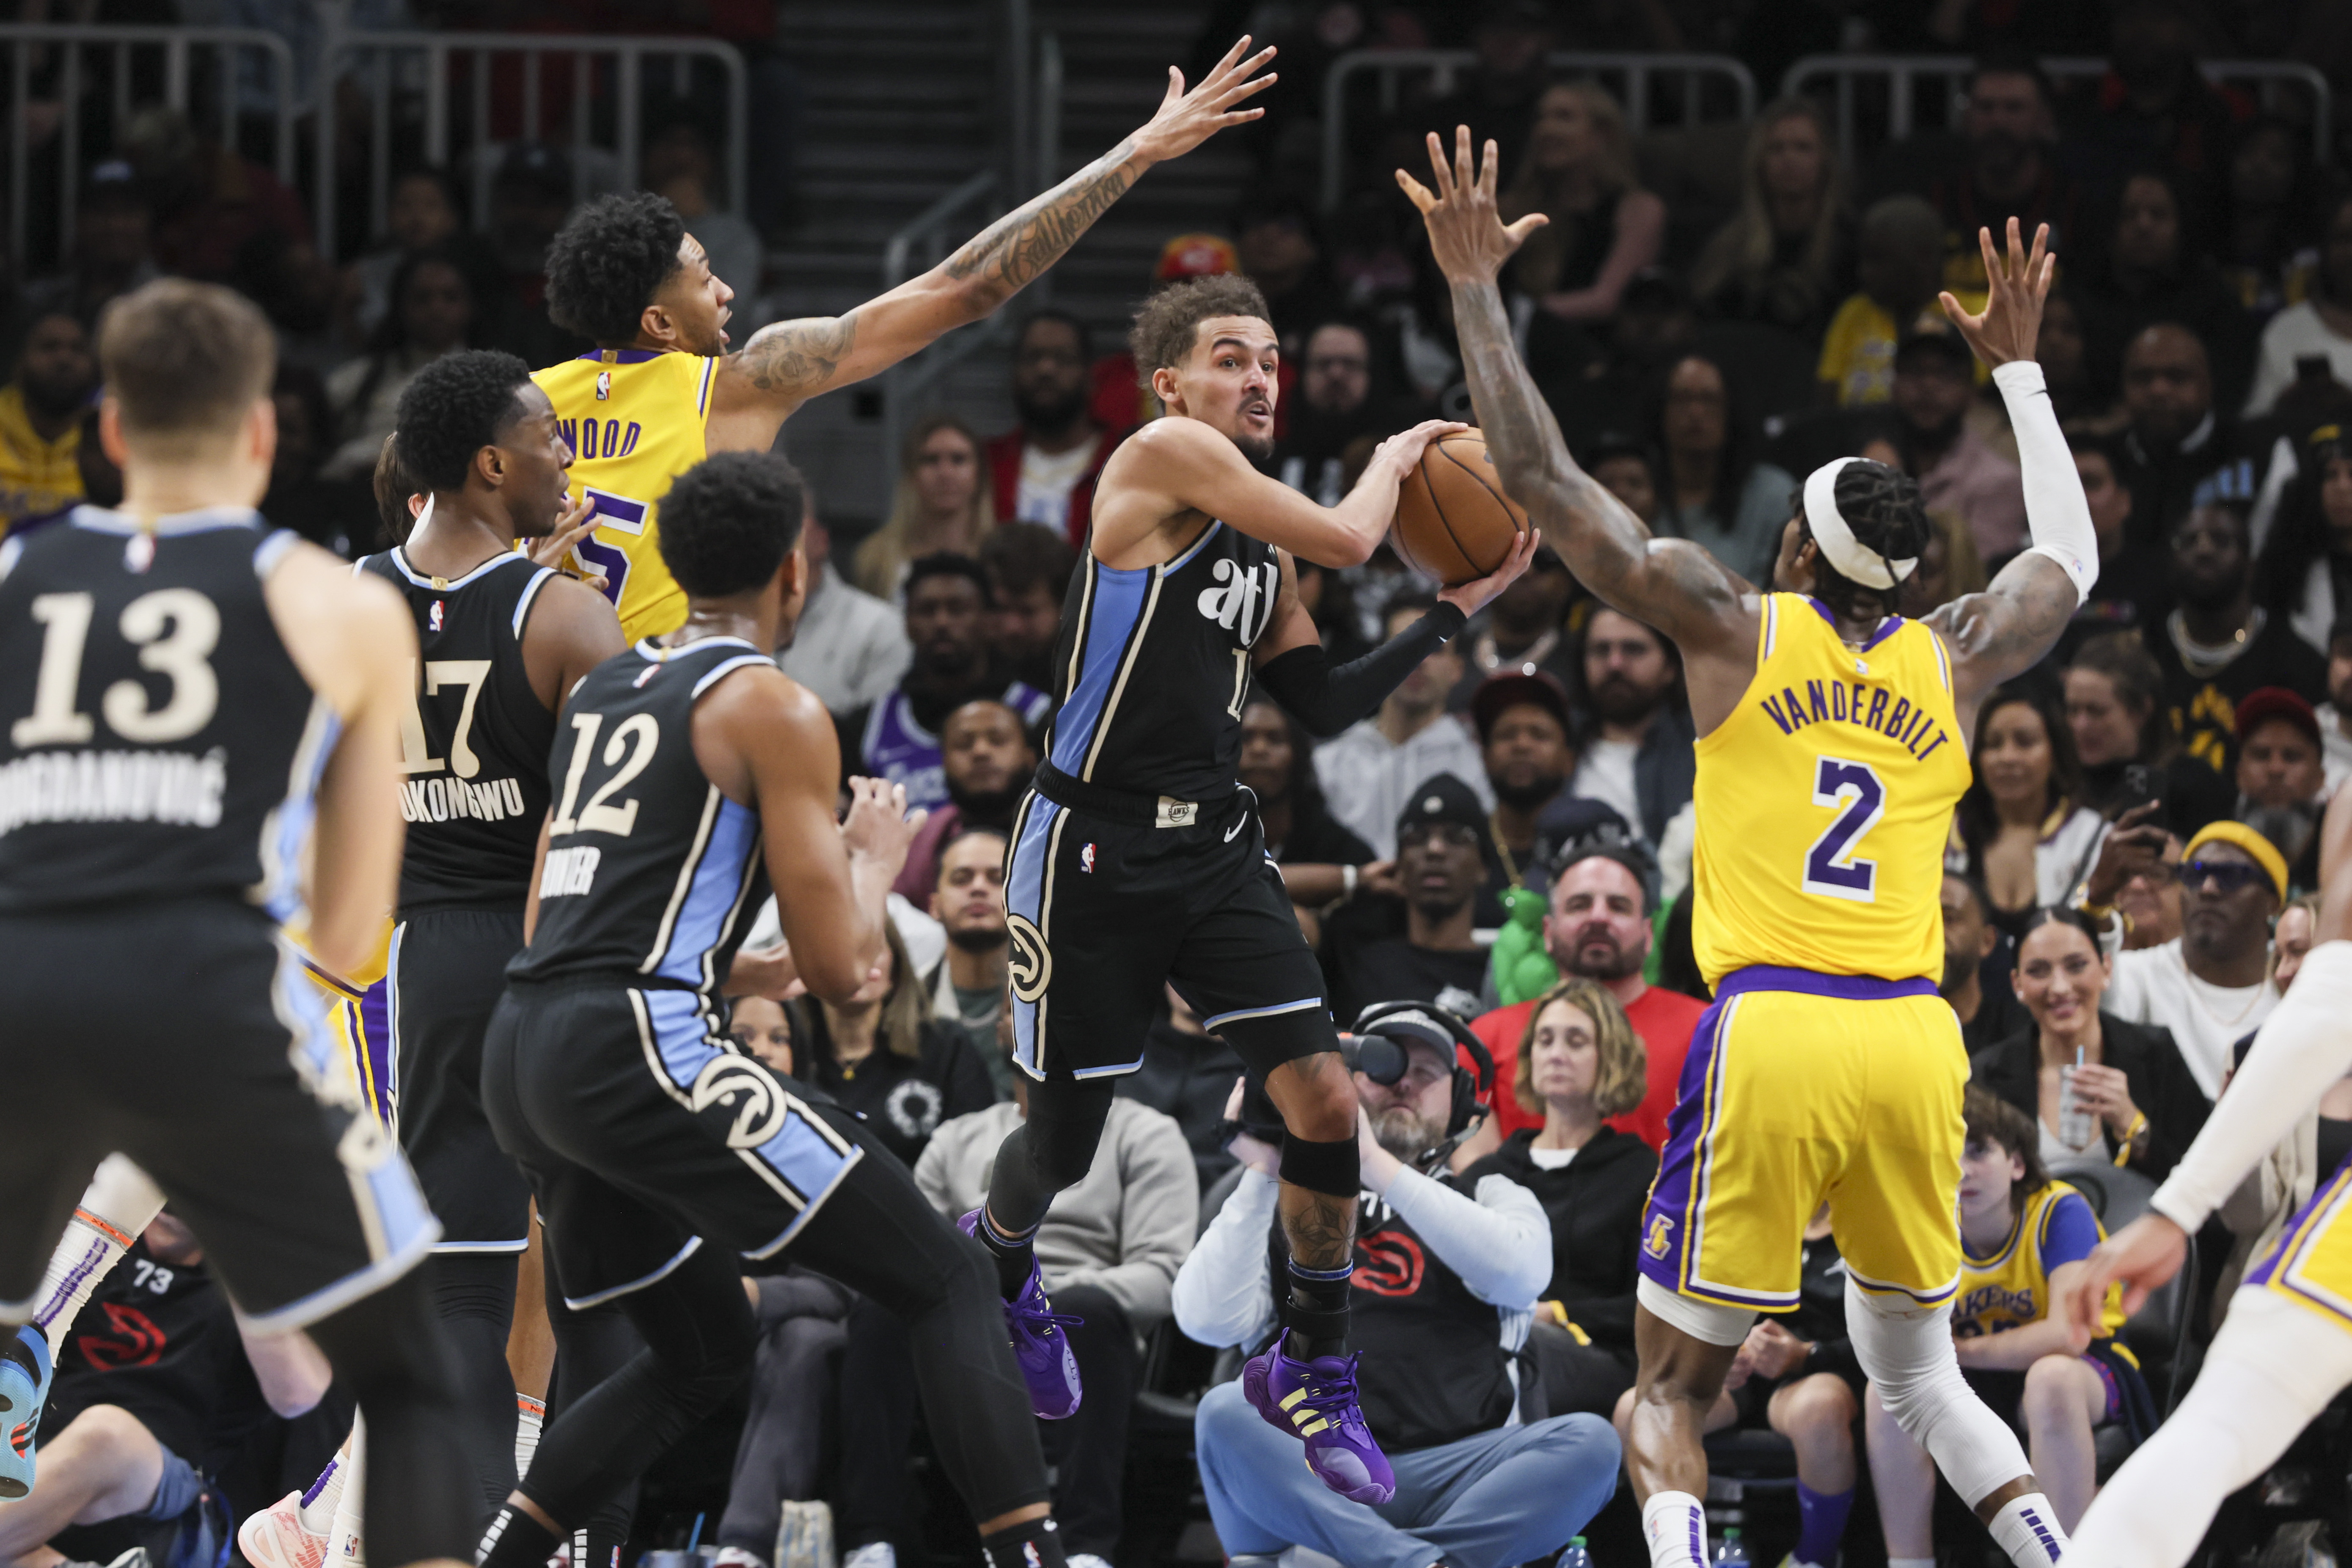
[2246,1155,2352,1290]
[1638,990,1738,1301]
[1713,965,1939,1004]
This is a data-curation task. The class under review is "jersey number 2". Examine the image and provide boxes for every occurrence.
[1803,756,1885,903]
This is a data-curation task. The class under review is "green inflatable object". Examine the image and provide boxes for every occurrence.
[1491,883,1557,1005]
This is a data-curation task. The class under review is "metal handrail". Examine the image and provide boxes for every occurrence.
[1320,48,1758,209]
[1781,54,2332,158]
[0,23,297,272]
[314,28,748,256]
[878,168,1004,494]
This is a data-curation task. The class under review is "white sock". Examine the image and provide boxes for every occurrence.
[514,1392,545,1481]
[1986,1493,2067,1567]
[29,1156,166,1358]
[297,1435,352,1532]
[1642,1491,1708,1568]
[329,1416,365,1565]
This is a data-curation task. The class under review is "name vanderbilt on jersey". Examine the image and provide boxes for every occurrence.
[1692,593,1973,986]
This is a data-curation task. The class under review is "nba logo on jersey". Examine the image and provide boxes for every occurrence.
[595,370,611,401]
[1081,843,1096,873]
[428,599,444,631]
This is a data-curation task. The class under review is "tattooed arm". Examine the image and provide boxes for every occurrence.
[707,38,1275,448]
[1399,128,1761,734]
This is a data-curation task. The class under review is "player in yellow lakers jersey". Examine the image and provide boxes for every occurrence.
[532,36,1280,641]
[1407,129,2101,1568]
[2058,786,2352,1566]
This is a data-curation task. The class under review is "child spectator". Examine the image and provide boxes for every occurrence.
[1818,196,1981,408]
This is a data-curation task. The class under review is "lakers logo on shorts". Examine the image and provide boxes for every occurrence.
[1645,1213,1676,1261]
[1007,912,1052,1003]
[690,1056,790,1150]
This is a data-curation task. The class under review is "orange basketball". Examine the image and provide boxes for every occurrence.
[1392,432,1530,586]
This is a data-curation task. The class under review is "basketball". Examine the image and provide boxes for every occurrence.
[1392,432,1531,586]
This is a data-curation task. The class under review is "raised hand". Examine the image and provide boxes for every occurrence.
[1437,524,1542,617]
[1395,126,1550,286]
[839,776,924,879]
[1131,37,1278,165]
[527,493,608,594]
[1372,418,1473,480]
[1939,217,2053,370]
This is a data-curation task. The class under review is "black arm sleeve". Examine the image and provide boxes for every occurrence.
[1254,602,1468,738]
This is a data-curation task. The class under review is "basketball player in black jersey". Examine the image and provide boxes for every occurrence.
[476,449,1071,1568]
[0,280,475,1563]
[355,350,627,1521]
[973,272,1536,1504]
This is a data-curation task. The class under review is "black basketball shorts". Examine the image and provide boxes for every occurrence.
[482,981,865,1309]
[387,907,532,1250]
[1002,778,1337,1083]
[0,898,438,1332]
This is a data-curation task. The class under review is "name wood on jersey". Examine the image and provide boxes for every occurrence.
[1755,675,1955,763]
[399,774,529,825]
[0,746,226,835]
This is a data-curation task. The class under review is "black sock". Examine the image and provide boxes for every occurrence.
[973,1208,1038,1300]
[478,1502,560,1568]
[1283,1258,1352,1360]
[981,1516,1068,1568]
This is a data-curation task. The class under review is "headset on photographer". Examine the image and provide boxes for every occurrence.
[1345,999,1496,1161]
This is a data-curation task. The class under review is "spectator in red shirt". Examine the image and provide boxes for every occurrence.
[1457,843,1705,1162]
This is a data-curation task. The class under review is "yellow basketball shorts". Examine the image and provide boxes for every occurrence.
[2246,1158,2352,1329]
[1637,964,1967,1311]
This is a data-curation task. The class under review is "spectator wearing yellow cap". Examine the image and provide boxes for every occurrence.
[2078,813,2285,1099]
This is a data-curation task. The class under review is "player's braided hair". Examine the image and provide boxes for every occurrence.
[1129,274,1273,385]
[545,192,685,345]
[657,449,808,599]
[393,349,534,492]
[1801,458,1930,622]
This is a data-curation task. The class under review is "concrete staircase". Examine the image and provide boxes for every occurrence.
[760,0,1251,532]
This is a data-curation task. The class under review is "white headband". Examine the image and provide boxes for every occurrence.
[1803,457,1915,591]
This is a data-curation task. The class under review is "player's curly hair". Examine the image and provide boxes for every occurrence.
[657,449,808,599]
[545,192,685,345]
[393,349,534,492]
[1799,458,1931,623]
[1129,274,1273,385]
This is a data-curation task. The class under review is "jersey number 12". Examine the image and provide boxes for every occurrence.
[1802,756,1885,903]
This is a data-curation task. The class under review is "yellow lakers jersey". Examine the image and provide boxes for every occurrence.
[1953,1181,2129,1345]
[532,348,719,641]
[1692,594,1973,986]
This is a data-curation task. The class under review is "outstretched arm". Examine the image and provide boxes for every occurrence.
[708,38,1275,443]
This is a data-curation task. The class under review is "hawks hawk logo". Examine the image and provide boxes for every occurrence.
[1644,1214,1676,1260]
[1352,1231,1426,1296]
[1007,913,1051,1003]
[77,1302,165,1370]
[690,1055,791,1149]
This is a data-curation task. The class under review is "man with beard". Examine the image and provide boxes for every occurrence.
[1917,58,2085,297]
[1893,322,2025,562]
[1469,671,1585,902]
[1274,322,1389,507]
[2148,500,2326,775]
[924,826,1019,1098]
[990,312,1122,544]
[1328,777,1502,1026]
[1942,871,2027,1054]
[981,522,1078,692]
[896,698,1040,899]
[1461,844,1703,1158]
[2231,688,2329,893]
[1568,606,1695,848]
[0,311,99,531]
[2113,325,2297,556]
[1448,546,1579,712]
[840,556,1052,811]
[1317,593,1493,859]
[1177,1010,1619,1568]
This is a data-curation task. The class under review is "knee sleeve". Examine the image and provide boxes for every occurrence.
[1844,1276,2029,1508]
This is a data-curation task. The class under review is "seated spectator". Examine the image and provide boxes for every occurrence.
[837,555,1051,811]
[1237,699,1376,911]
[322,246,476,481]
[917,1053,1197,1568]
[122,105,308,287]
[893,699,1037,901]
[1276,321,1401,508]
[22,163,159,331]
[2148,500,2327,775]
[1450,546,1577,710]
[1896,502,1989,620]
[1471,672,1580,901]
[2232,687,2329,891]
[339,166,472,347]
[776,495,912,715]
[0,311,96,534]
[260,364,350,554]
[1866,1090,2153,1542]
[2080,819,2283,1095]
[1819,196,1975,408]
[1177,1026,1619,1568]
[1917,56,2086,297]
[1573,607,1696,848]
[856,415,999,600]
[2068,0,2242,253]
[2113,325,2296,555]
[1586,432,1662,525]
[1944,870,2029,1054]
[5,1213,329,1563]
[728,993,800,1075]
[1948,683,2106,932]
[2117,830,2187,954]
[1499,80,1665,327]
[1314,593,1489,859]
[989,313,1118,543]
[794,918,996,1167]
[1463,979,1654,1418]
[2217,118,2321,328]
[1970,907,2208,1178]
[2059,434,2166,649]
[1234,186,1346,355]
[1689,99,1851,344]
[2038,289,2118,433]
[1894,320,2026,561]
[2245,190,2352,418]
[920,825,1014,1100]
[1117,985,1245,1197]
[2064,631,2232,831]
[2255,422,2352,654]
[2320,614,2352,794]
[1326,777,1495,1023]
[2078,168,2256,415]
[1648,352,1796,583]
[1399,0,1554,193]
[1463,843,1703,1155]
[641,123,764,310]
[979,522,1076,693]
[476,142,583,368]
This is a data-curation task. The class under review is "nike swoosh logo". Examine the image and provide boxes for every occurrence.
[1225,817,1246,843]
